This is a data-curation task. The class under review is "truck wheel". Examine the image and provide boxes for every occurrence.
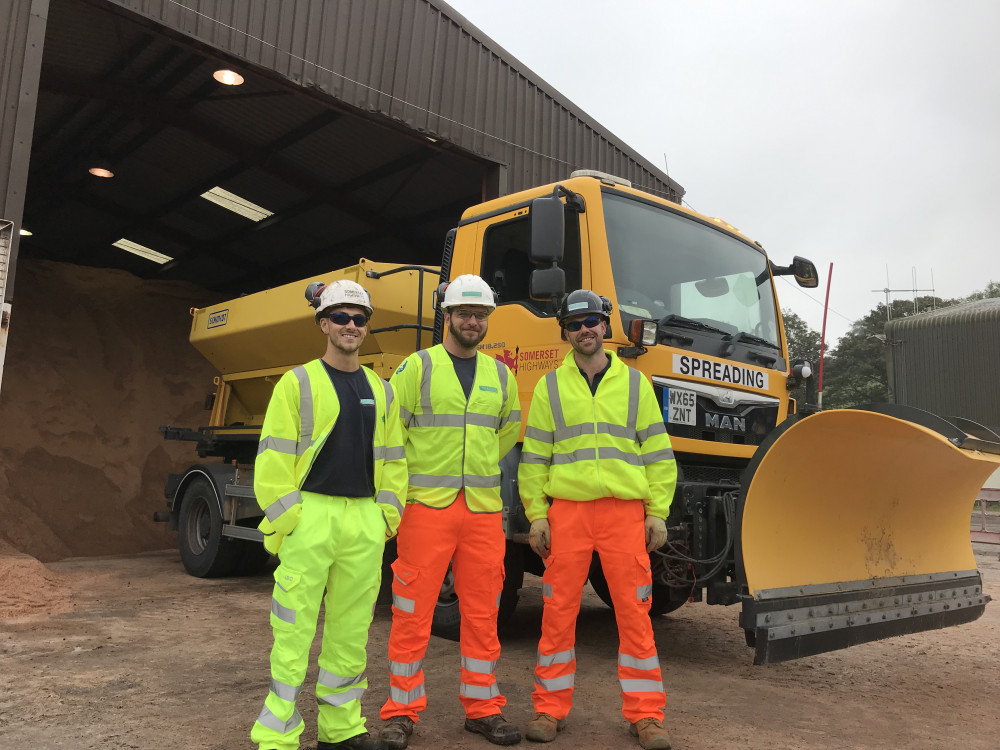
[588,553,686,617]
[234,539,273,576]
[178,477,240,578]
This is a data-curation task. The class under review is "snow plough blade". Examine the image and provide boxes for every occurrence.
[738,405,999,664]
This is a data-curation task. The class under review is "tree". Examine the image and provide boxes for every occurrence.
[966,280,1000,301]
[781,309,826,406]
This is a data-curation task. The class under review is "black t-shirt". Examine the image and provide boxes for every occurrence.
[301,362,376,498]
[447,350,477,401]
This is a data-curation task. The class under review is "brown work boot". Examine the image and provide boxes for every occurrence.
[629,717,672,750]
[379,716,415,750]
[464,713,522,745]
[525,713,566,742]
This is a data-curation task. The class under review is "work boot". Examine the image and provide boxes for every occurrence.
[525,713,566,742]
[379,716,415,750]
[464,713,522,745]
[317,732,387,750]
[629,717,672,750]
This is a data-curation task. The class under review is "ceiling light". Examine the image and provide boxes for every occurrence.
[201,186,273,222]
[19,228,31,236]
[213,69,244,86]
[88,165,114,178]
[113,238,172,264]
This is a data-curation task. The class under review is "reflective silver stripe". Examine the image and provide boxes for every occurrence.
[496,593,501,607]
[409,473,463,489]
[551,448,597,465]
[500,408,521,429]
[377,489,404,513]
[467,412,502,429]
[293,366,313,448]
[596,447,642,466]
[264,489,302,522]
[271,598,296,624]
[641,448,675,465]
[537,648,575,667]
[596,422,634,440]
[400,406,414,425]
[552,423,591,442]
[257,436,297,455]
[381,378,394,414]
[318,669,365,690]
[270,678,302,702]
[545,372,565,430]
[620,678,664,693]
[460,682,500,699]
[637,584,652,600]
[390,684,426,704]
[383,446,406,461]
[389,660,423,677]
[418,350,434,416]
[320,686,365,706]
[393,594,415,613]
[627,367,641,435]
[541,582,553,598]
[637,421,668,441]
[461,657,498,674]
[464,473,501,488]
[494,357,509,405]
[535,674,575,691]
[524,426,553,443]
[618,653,660,671]
[519,451,551,465]
[257,705,303,734]
[411,413,465,428]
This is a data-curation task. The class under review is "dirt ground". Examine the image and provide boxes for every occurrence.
[1,543,998,750]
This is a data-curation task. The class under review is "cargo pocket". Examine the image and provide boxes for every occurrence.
[390,559,420,614]
[270,563,302,631]
[635,554,653,605]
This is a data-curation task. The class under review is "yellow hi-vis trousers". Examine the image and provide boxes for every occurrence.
[251,492,386,750]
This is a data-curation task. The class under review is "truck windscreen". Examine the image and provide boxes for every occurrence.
[602,192,781,348]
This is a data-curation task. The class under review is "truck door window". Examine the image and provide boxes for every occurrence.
[481,213,581,314]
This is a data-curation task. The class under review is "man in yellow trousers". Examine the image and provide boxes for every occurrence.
[251,279,408,750]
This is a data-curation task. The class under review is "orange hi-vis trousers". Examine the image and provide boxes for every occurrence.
[380,494,507,722]
[533,497,666,723]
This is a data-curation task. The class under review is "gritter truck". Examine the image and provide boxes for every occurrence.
[156,171,999,664]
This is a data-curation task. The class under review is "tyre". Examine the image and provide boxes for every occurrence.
[177,477,240,578]
[588,553,686,617]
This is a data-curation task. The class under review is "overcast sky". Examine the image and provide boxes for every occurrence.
[444,0,1000,347]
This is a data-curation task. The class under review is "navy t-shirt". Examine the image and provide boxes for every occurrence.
[447,351,477,401]
[301,362,376,498]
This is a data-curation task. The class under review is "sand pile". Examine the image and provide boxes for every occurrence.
[0,259,220,562]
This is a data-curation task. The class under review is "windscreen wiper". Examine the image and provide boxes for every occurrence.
[734,331,781,351]
[659,314,731,337]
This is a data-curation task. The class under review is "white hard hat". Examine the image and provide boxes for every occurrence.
[315,280,374,318]
[440,274,496,311]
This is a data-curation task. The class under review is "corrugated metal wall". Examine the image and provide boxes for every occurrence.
[0,0,49,303]
[103,0,683,201]
[886,299,1000,433]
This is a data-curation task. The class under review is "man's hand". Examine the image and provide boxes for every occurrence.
[644,515,667,553]
[529,518,551,559]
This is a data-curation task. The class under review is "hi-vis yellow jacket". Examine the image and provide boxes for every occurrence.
[390,344,521,512]
[519,350,677,522]
[254,359,408,554]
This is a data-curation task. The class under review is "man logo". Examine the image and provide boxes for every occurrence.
[718,389,735,407]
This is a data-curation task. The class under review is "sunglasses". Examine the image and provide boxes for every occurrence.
[563,316,604,332]
[328,311,369,327]
[451,308,489,322]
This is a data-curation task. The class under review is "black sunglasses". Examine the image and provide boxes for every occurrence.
[563,316,603,332]
[328,311,369,327]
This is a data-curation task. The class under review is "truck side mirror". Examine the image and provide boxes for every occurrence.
[792,256,819,288]
[530,194,565,264]
[529,265,565,301]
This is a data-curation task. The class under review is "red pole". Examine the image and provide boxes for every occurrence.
[817,263,833,409]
